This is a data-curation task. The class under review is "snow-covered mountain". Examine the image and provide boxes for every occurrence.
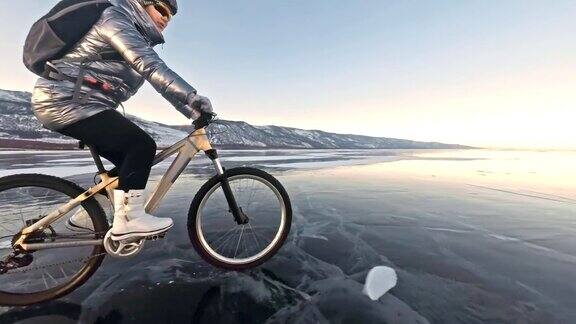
[0,89,471,149]
[0,89,187,148]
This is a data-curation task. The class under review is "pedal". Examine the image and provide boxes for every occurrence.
[146,232,167,241]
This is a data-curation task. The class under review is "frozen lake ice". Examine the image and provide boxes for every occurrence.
[0,148,575,323]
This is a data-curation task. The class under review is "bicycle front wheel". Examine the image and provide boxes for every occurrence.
[187,167,292,270]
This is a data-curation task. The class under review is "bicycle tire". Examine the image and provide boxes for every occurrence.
[0,174,108,306]
[187,167,292,270]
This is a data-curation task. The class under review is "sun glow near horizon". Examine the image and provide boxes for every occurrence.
[79,48,576,150]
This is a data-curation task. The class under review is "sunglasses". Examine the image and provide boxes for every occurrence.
[154,2,173,21]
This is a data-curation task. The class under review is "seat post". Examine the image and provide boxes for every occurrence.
[87,145,107,174]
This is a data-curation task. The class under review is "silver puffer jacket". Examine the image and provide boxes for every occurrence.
[31,0,196,131]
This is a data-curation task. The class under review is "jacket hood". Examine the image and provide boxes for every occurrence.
[110,0,165,46]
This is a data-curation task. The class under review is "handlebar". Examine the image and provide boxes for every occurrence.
[192,109,217,131]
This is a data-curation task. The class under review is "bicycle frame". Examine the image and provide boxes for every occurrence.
[13,127,227,251]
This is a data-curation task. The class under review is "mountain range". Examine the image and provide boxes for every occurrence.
[0,89,471,150]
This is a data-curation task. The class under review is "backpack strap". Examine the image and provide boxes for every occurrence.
[51,50,123,65]
[45,59,124,105]
[46,50,124,104]
[72,62,89,103]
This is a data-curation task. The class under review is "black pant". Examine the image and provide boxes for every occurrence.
[59,109,157,191]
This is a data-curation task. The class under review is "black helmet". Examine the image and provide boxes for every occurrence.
[141,0,178,15]
[160,0,177,15]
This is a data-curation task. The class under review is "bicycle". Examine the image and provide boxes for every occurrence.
[0,111,292,306]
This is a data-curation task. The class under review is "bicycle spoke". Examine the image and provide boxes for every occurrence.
[239,230,246,258]
[19,207,25,227]
[210,224,239,248]
[232,178,242,202]
[44,270,59,287]
[41,272,49,290]
[233,225,245,258]
[244,180,256,211]
[36,189,52,218]
[214,226,241,252]
[60,265,67,278]
[0,223,12,234]
[14,279,33,289]
[220,228,239,256]
[248,223,261,251]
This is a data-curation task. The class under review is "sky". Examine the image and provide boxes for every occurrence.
[0,0,574,149]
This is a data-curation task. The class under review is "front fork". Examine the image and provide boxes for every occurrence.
[205,149,249,225]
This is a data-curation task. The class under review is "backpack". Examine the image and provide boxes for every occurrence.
[23,0,114,77]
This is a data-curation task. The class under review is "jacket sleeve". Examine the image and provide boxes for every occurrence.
[96,9,196,118]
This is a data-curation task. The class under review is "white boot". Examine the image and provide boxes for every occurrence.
[110,189,173,241]
[66,193,111,232]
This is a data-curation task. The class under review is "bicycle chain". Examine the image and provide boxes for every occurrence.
[5,220,170,275]
[4,252,107,275]
[4,229,165,275]
[3,230,109,275]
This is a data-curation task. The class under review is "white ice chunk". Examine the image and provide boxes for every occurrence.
[362,266,397,301]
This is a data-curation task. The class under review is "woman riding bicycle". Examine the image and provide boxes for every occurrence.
[30,0,213,241]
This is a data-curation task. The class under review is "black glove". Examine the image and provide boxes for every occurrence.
[187,94,214,120]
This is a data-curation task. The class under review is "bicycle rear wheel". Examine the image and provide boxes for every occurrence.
[187,167,292,270]
[0,174,108,306]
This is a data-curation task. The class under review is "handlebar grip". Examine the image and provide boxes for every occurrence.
[193,110,216,130]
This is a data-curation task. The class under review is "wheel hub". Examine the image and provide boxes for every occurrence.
[234,206,250,225]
